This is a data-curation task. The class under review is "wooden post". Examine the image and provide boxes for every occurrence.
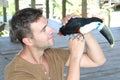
[31,0,36,8]
[46,0,49,18]
[108,0,111,27]
[15,0,19,12]
[82,0,87,18]
[62,0,66,18]
[3,7,7,22]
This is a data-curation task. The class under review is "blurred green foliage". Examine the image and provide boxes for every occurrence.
[0,2,15,16]
[7,2,15,16]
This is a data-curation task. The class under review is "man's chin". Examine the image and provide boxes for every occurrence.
[48,40,55,47]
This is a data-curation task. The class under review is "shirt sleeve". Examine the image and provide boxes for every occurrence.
[45,48,70,65]
[56,48,70,64]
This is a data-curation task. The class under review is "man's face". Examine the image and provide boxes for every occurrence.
[30,16,54,49]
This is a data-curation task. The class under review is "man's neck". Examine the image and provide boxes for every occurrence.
[19,47,45,64]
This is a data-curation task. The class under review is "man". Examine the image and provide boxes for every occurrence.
[5,8,106,80]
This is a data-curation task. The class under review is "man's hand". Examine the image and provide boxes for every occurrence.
[68,34,85,59]
[61,14,80,26]
[66,34,85,80]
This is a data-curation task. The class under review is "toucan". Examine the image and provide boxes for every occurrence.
[58,17,115,47]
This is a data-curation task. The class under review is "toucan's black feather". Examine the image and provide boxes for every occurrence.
[59,17,103,36]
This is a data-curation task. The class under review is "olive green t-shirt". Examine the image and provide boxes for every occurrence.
[5,48,70,80]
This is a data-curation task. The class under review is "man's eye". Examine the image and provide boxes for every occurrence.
[42,28,46,32]
[41,25,47,32]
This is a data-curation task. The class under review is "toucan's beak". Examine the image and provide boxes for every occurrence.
[100,25,115,47]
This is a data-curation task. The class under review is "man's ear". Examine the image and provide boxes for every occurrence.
[22,38,33,46]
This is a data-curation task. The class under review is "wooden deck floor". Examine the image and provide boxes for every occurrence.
[0,27,120,80]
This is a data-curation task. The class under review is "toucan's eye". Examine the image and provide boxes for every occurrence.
[98,22,101,25]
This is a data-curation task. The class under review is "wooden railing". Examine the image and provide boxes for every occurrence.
[1,0,88,22]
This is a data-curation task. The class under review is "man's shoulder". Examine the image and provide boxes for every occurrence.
[5,55,21,69]
[5,55,40,75]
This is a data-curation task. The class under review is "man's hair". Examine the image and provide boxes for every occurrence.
[9,8,43,45]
